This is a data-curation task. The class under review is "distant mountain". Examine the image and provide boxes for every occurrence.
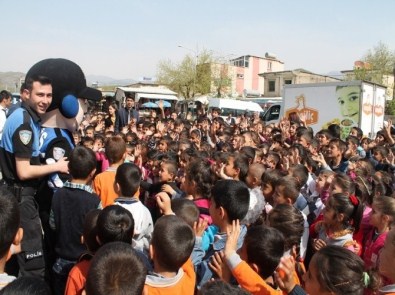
[0,72,136,91]
[0,72,25,92]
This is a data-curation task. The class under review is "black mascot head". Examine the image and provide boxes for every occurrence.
[25,58,102,119]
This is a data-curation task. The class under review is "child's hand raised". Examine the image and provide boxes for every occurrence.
[156,121,165,133]
[218,164,232,180]
[193,218,208,237]
[122,126,129,134]
[209,251,232,282]
[311,152,326,165]
[274,256,296,293]
[155,192,173,215]
[224,220,241,258]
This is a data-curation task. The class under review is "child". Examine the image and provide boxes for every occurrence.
[81,136,94,149]
[64,209,101,295]
[144,194,196,294]
[0,187,22,289]
[178,148,198,183]
[211,221,286,295]
[96,205,134,245]
[308,170,334,223]
[239,146,256,164]
[363,196,395,271]
[72,131,82,146]
[157,137,170,153]
[190,128,202,150]
[200,280,250,295]
[244,163,266,225]
[85,242,147,295]
[261,169,283,207]
[324,138,348,173]
[66,205,148,295]
[231,134,245,150]
[183,159,216,224]
[145,159,181,196]
[310,173,364,255]
[0,276,51,294]
[350,126,363,142]
[171,198,200,229]
[93,134,109,173]
[297,130,313,150]
[345,135,366,159]
[372,172,394,198]
[378,227,395,294]
[84,125,95,139]
[264,152,281,170]
[268,204,306,283]
[311,193,362,254]
[143,159,182,222]
[114,163,153,253]
[372,146,392,172]
[288,164,309,215]
[276,245,378,295]
[143,149,163,184]
[272,176,309,260]
[223,153,249,182]
[93,135,126,207]
[50,146,101,295]
[316,129,333,154]
[193,179,250,288]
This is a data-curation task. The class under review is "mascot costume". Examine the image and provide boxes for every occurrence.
[24,58,101,278]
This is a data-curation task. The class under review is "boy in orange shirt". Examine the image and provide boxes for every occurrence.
[85,242,147,295]
[93,135,126,207]
[209,220,286,295]
[144,192,196,295]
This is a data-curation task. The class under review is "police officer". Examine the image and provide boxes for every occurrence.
[24,58,102,280]
[0,74,69,278]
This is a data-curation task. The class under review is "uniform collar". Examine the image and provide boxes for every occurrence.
[21,102,41,123]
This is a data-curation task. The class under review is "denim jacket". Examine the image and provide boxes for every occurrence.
[192,224,247,289]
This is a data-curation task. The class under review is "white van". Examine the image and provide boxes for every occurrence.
[208,98,264,121]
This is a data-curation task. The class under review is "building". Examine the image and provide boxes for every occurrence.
[260,69,341,97]
[229,53,285,97]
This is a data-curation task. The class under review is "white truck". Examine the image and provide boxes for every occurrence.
[261,81,387,139]
[208,98,265,121]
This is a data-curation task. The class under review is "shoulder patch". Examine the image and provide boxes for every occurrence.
[19,130,32,145]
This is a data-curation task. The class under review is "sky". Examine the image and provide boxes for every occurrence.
[1,0,395,80]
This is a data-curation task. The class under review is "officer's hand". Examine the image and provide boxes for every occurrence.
[56,157,69,174]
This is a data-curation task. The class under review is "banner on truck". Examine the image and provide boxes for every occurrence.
[284,85,361,140]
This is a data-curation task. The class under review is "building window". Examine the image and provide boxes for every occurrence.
[267,62,272,71]
[237,74,244,79]
[232,56,249,68]
[268,80,275,92]
[284,79,292,84]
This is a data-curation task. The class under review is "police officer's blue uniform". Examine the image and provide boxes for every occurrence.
[0,102,45,278]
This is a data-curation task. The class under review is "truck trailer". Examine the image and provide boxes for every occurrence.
[262,81,387,139]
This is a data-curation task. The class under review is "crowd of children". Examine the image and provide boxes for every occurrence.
[1,103,395,295]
